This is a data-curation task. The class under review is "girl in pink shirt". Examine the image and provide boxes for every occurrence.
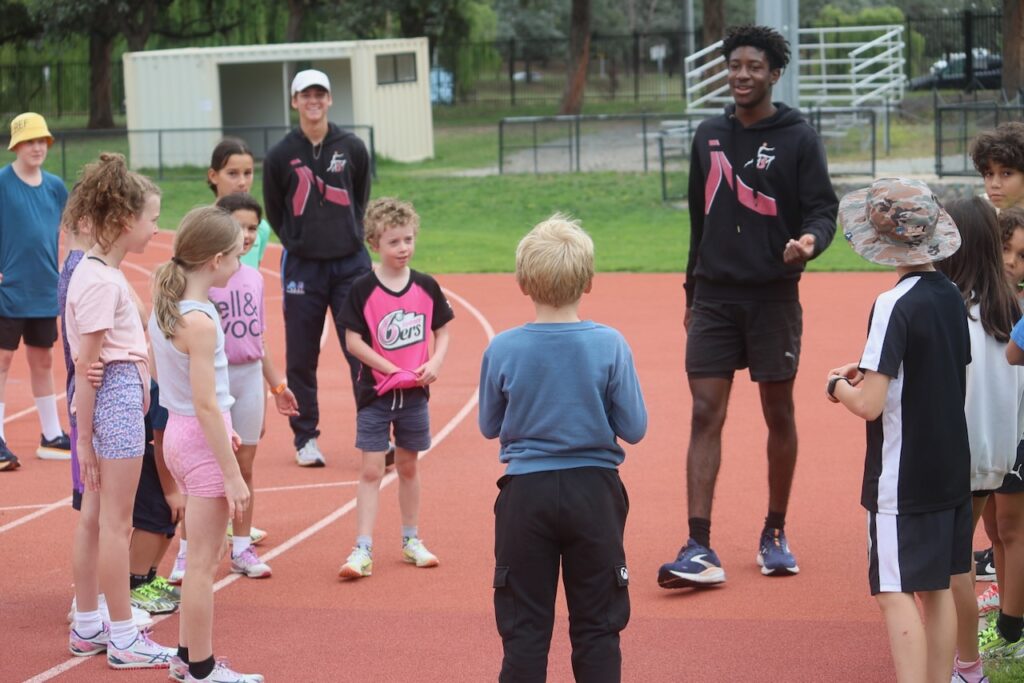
[65,153,174,667]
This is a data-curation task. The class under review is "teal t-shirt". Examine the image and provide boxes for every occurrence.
[0,165,67,317]
[240,218,272,269]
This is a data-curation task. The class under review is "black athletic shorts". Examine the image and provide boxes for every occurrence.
[132,446,176,538]
[0,316,58,351]
[686,298,802,382]
[996,440,1024,495]
[867,498,972,595]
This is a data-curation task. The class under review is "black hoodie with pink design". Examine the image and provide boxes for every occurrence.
[263,123,371,260]
[684,102,838,307]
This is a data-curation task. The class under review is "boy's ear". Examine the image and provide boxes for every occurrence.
[518,280,529,296]
[583,279,593,294]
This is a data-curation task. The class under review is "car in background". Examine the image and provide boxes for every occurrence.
[910,48,1002,90]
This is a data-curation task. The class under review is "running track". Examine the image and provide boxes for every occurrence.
[0,231,921,680]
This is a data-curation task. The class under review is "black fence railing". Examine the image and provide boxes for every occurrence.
[934,92,1024,177]
[0,124,375,183]
[0,62,126,120]
[904,10,1003,90]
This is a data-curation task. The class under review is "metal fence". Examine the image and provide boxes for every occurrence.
[904,10,1002,87]
[934,92,1024,177]
[0,62,125,120]
[0,124,375,182]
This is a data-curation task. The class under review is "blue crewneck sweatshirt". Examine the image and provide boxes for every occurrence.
[479,321,647,475]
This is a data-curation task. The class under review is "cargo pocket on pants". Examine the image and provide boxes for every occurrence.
[608,564,631,631]
[493,565,516,638]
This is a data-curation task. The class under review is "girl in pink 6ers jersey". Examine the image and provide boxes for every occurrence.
[334,197,454,580]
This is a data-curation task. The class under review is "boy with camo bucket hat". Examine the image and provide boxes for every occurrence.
[827,176,971,681]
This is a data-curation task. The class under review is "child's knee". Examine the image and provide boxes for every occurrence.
[360,461,385,484]
[395,458,418,480]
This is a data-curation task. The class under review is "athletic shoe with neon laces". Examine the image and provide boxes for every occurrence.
[130,581,178,614]
[226,522,267,545]
[338,545,373,579]
[402,537,439,567]
[107,630,175,669]
[183,659,265,682]
[69,623,110,656]
[757,527,800,576]
[148,575,181,603]
[231,546,272,578]
[976,547,997,582]
[37,431,72,460]
[978,621,1024,660]
[978,583,1001,616]
[295,437,325,467]
[67,595,154,630]
[657,538,726,588]
[168,551,187,585]
[0,436,19,471]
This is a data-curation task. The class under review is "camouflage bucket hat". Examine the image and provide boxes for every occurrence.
[840,177,961,266]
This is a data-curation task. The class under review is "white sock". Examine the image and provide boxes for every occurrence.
[178,539,188,556]
[73,609,103,636]
[232,535,251,558]
[108,618,138,650]
[35,395,62,440]
[0,402,6,440]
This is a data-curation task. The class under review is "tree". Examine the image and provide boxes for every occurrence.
[1005,0,1023,95]
[703,0,724,44]
[0,0,41,44]
[560,0,590,114]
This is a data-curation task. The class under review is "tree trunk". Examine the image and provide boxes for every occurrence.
[702,0,724,45]
[88,29,115,129]
[1005,0,1023,96]
[121,0,159,52]
[560,0,591,115]
[286,0,305,42]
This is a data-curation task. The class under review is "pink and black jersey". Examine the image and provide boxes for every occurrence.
[337,269,454,409]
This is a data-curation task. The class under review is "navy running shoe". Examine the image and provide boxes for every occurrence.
[0,436,20,471]
[757,527,799,576]
[657,539,726,589]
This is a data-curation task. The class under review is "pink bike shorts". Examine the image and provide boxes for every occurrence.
[163,411,233,498]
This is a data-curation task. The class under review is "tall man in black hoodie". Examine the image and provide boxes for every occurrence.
[263,69,373,467]
[658,26,838,589]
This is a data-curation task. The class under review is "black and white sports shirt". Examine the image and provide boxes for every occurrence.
[858,271,971,514]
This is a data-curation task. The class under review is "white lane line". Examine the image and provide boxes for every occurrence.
[0,497,72,535]
[23,282,493,683]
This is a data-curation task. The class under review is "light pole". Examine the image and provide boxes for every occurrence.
[756,0,801,107]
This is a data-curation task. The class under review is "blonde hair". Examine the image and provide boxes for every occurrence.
[71,153,160,251]
[152,206,240,339]
[516,214,594,307]
[364,197,419,248]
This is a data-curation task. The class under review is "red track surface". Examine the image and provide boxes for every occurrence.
[1,233,917,680]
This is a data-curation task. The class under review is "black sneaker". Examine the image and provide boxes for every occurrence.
[0,436,19,471]
[385,442,396,469]
[976,546,997,582]
[37,432,72,461]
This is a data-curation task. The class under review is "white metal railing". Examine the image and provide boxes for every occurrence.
[684,24,905,113]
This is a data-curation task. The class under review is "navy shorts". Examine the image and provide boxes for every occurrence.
[996,440,1024,495]
[867,498,972,595]
[0,316,57,350]
[132,446,176,537]
[686,298,802,382]
[355,388,430,453]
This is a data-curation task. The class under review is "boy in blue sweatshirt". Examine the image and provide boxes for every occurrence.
[479,215,647,683]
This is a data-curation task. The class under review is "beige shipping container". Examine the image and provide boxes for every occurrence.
[122,38,434,169]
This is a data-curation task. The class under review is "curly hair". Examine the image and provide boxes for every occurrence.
[364,197,419,247]
[1000,206,1024,244]
[73,153,160,252]
[215,192,262,222]
[971,122,1024,174]
[720,25,790,71]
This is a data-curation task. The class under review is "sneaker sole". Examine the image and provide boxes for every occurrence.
[36,447,72,460]
[69,644,107,657]
[403,556,439,568]
[756,555,800,576]
[107,655,172,669]
[295,457,325,467]
[657,568,726,589]
[231,566,273,578]
[338,565,371,579]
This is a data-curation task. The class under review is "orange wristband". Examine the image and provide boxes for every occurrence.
[270,382,287,396]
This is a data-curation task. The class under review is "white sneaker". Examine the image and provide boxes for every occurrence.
[107,630,175,669]
[338,545,373,579]
[67,594,154,631]
[402,537,439,568]
[184,659,264,682]
[231,546,272,578]
[168,550,187,585]
[295,438,325,467]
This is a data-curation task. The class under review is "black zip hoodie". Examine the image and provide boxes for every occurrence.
[263,123,371,260]
[684,102,838,307]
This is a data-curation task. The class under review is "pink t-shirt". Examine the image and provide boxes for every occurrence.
[209,264,265,365]
[65,256,151,391]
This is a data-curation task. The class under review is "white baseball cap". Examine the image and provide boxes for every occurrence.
[291,69,331,95]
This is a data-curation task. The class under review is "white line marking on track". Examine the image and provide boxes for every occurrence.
[21,282,494,683]
[0,497,72,535]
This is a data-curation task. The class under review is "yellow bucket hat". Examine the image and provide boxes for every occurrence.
[8,112,54,150]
